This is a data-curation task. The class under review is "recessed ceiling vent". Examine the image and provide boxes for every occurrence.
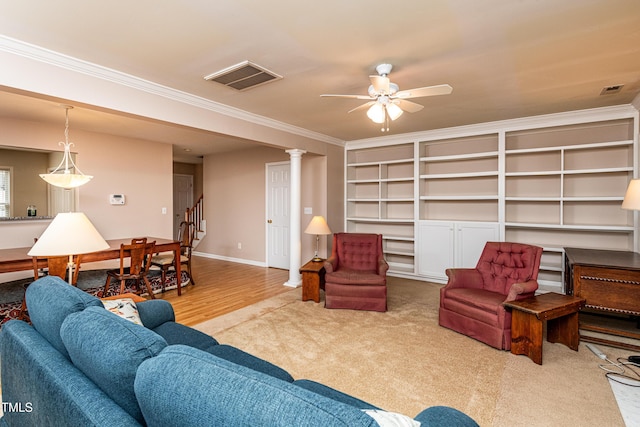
[204,61,282,91]
[600,84,624,95]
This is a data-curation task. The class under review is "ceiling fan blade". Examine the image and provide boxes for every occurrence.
[395,99,424,113]
[369,75,390,94]
[320,94,373,100]
[395,84,453,99]
[348,101,376,114]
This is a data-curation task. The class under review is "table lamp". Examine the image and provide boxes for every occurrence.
[28,212,109,285]
[304,216,332,262]
[622,179,640,210]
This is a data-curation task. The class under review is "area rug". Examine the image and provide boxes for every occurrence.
[195,278,633,426]
[0,269,189,327]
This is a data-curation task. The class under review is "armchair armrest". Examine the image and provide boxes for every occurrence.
[444,268,484,289]
[137,299,176,329]
[505,279,539,301]
[377,256,389,276]
[324,256,338,274]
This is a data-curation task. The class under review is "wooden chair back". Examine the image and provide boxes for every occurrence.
[178,221,195,257]
[119,238,155,277]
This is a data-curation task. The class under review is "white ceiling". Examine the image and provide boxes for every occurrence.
[0,0,639,161]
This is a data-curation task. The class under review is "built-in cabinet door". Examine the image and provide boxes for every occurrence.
[418,220,499,282]
[417,221,454,279]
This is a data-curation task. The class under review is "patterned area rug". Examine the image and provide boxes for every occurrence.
[0,269,190,327]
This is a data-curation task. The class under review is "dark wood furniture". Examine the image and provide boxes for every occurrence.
[564,247,640,351]
[504,292,585,365]
[0,237,182,296]
[104,238,156,298]
[299,260,325,303]
[151,221,196,290]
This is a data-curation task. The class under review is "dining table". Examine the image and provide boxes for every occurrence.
[0,237,182,296]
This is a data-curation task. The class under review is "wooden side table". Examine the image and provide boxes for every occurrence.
[504,292,585,365]
[299,260,325,303]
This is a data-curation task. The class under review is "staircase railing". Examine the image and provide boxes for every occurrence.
[185,194,204,233]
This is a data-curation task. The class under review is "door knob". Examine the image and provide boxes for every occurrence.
[267,219,272,223]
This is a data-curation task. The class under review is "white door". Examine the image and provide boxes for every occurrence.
[173,174,193,240]
[266,163,290,269]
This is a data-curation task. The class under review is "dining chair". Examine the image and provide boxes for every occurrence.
[150,221,195,291]
[103,238,156,299]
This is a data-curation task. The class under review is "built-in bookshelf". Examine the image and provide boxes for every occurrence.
[345,106,639,291]
[346,143,416,274]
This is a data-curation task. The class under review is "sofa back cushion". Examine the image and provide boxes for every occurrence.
[333,233,382,272]
[61,306,167,423]
[26,275,103,358]
[476,242,542,295]
[135,345,378,427]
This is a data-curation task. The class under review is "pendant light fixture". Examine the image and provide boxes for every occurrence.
[40,105,93,189]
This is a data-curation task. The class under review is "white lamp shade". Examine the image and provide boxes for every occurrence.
[40,172,93,189]
[386,103,404,121]
[304,216,332,235]
[28,212,109,257]
[366,103,385,124]
[622,179,640,210]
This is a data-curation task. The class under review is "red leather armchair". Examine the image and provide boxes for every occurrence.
[439,242,543,350]
[323,233,389,312]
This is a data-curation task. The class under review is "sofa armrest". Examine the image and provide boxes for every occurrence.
[414,406,479,427]
[137,300,175,330]
[505,279,539,301]
[324,256,337,274]
[444,268,484,289]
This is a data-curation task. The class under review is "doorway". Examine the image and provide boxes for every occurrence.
[266,162,290,269]
[173,174,193,240]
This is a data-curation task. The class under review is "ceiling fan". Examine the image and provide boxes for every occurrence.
[321,64,452,131]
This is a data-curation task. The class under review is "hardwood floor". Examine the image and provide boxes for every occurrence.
[153,256,293,326]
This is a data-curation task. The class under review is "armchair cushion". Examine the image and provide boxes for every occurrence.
[475,242,542,295]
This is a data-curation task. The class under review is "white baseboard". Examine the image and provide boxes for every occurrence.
[193,251,267,268]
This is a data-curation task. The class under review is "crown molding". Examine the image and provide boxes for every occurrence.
[0,35,344,147]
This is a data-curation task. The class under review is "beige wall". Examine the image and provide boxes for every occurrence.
[0,117,173,249]
[199,145,342,264]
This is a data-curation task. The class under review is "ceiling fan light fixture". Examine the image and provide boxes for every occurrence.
[367,103,385,123]
[386,103,403,120]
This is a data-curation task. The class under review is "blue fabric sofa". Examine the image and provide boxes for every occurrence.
[0,276,478,427]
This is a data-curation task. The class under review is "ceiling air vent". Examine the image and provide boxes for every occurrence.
[600,84,624,95]
[204,61,282,91]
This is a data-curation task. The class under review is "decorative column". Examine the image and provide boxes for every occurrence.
[284,149,306,287]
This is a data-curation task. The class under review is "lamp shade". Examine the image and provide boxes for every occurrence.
[28,212,109,257]
[386,103,404,121]
[366,103,385,124]
[40,171,93,189]
[622,179,640,210]
[304,216,332,235]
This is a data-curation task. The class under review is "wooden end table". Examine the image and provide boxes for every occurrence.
[504,292,585,365]
[299,260,325,303]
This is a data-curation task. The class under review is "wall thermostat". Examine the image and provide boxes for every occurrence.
[109,194,125,205]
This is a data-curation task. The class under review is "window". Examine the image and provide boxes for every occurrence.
[0,167,10,218]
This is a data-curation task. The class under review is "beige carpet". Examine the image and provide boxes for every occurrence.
[194,278,633,426]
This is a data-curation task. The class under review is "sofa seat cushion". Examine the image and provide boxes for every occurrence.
[26,275,103,358]
[135,345,379,427]
[61,306,167,423]
[325,269,385,286]
[152,321,219,353]
[209,344,294,383]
